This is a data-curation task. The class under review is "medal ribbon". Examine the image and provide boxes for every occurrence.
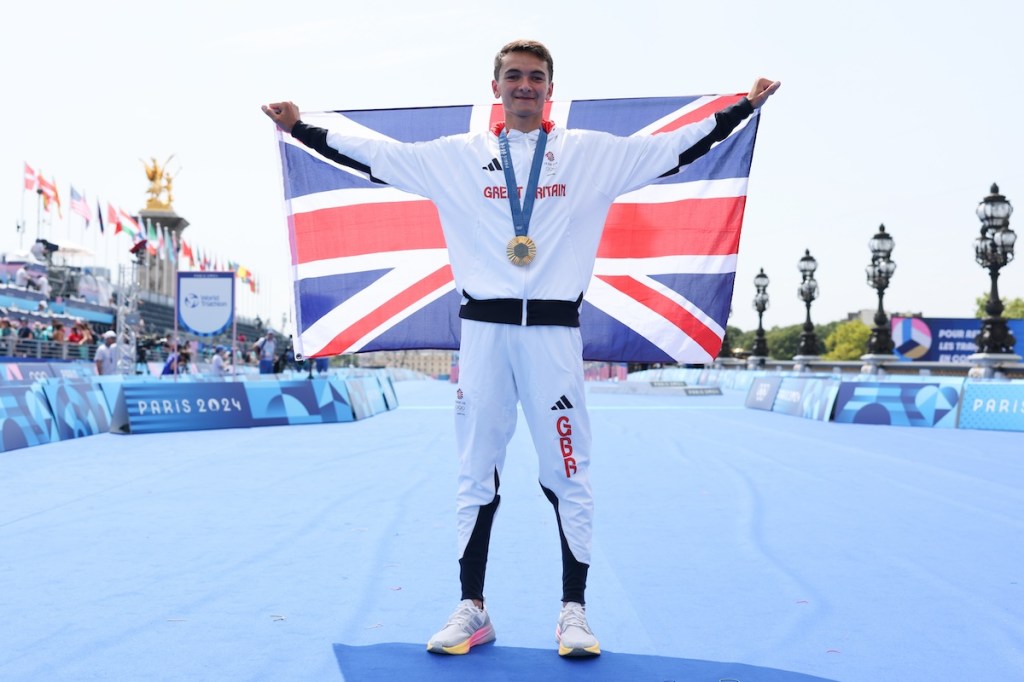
[498,127,548,239]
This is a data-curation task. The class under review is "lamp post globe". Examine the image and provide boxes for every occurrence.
[973,184,1017,355]
[751,268,770,363]
[796,249,820,357]
[865,224,896,355]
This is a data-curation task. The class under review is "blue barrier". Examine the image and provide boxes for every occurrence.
[958,383,1024,432]
[770,376,840,421]
[0,369,394,450]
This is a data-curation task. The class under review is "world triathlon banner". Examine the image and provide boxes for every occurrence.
[274,95,761,363]
[891,317,1024,362]
[178,272,235,336]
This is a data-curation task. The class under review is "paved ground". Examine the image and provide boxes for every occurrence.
[1,378,1021,681]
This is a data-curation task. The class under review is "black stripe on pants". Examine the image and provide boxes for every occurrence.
[459,469,501,602]
[541,483,589,604]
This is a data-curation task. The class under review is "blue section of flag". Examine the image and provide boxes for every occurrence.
[342,105,474,142]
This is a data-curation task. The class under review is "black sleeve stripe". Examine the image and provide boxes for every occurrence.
[290,121,387,184]
[659,98,755,178]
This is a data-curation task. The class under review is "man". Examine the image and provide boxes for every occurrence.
[263,39,779,657]
[95,330,118,375]
[253,331,276,374]
[210,346,228,377]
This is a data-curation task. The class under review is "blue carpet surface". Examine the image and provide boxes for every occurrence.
[1,379,1021,680]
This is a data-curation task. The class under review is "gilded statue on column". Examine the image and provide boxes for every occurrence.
[142,154,176,210]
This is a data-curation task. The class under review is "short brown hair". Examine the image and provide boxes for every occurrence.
[493,39,554,81]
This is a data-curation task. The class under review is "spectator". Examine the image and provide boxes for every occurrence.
[95,330,118,375]
[161,343,182,375]
[315,357,329,375]
[16,318,34,356]
[77,323,95,360]
[253,331,276,374]
[50,321,67,360]
[0,317,12,356]
[15,265,51,297]
[210,346,230,377]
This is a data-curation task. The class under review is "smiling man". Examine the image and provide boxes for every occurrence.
[263,38,779,658]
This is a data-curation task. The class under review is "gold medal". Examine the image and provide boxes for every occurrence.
[506,235,537,266]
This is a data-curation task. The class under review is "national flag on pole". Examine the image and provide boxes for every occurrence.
[110,204,140,237]
[24,162,37,191]
[181,239,195,267]
[70,185,92,225]
[37,174,63,217]
[274,95,760,362]
[146,220,159,256]
[96,200,106,233]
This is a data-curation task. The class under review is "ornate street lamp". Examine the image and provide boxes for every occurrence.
[973,183,1016,354]
[751,268,770,363]
[796,249,820,357]
[865,224,897,354]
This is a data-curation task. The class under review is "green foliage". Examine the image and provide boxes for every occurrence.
[975,294,1024,318]
[764,324,802,359]
[822,320,872,360]
[731,328,757,355]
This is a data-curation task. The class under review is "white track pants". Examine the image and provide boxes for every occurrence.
[454,319,593,567]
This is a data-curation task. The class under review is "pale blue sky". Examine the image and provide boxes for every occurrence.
[2,0,1021,333]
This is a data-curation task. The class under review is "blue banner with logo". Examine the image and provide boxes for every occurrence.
[243,380,323,426]
[958,382,1024,432]
[112,381,254,434]
[832,379,964,427]
[891,317,1024,362]
[770,376,840,421]
[178,272,235,336]
[0,383,57,451]
[39,379,112,440]
[745,376,782,410]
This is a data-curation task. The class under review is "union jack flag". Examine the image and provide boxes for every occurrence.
[275,95,760,363]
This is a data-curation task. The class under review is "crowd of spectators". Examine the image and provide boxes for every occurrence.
[0,310,103,360]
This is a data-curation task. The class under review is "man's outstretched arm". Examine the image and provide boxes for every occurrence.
[661,77,781,177]
[262,101,380,180]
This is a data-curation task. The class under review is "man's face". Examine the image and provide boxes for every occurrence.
[492,51,552,123]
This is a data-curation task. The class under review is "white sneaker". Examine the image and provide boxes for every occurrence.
[556,601,601,656]
[426,599,496,655]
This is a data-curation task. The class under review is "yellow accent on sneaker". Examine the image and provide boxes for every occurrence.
[426,600,496,655]
[556,602,601,657]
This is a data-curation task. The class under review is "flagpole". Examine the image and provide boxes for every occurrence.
[35,188,42,242]
[19,165,26,249]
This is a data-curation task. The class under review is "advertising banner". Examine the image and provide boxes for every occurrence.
[39,380,111,440]
[177,272,235,336]
[243,380,323,426]
[745,376,782,410]
[2,362,56,383]
[770,376,840,421]
[832,379,964,428]
[111,381,253,434]
[315,377,355,423]
[891,317,1024,362]
[0,383,57,451]
[958,382,1024,432]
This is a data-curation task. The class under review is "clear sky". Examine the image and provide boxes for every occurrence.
[2,0,1021,334]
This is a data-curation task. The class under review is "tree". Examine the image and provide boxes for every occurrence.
[760,321,839,360]
[764,324,802,360]
[717,324,746,358]
[975,294,1024,318]
[822,320,872,360]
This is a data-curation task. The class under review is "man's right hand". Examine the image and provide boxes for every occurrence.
[262,101,301,133]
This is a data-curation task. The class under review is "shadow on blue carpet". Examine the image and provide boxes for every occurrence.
[334,643,838,681]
